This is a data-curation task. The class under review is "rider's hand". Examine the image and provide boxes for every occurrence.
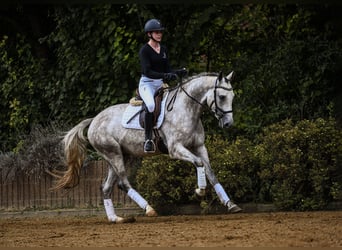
[175,68,188,78]
[163,73,178,82]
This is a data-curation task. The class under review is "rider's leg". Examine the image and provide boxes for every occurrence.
[138,76,158,113]
[139,77,161,153]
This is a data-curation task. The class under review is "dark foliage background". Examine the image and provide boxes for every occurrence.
[0,4,341,211]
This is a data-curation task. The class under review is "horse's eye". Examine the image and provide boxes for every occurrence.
[219,95,226,101]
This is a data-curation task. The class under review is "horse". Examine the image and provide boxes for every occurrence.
[53,71,242,223]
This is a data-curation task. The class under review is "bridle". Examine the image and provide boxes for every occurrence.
[209,77,233,119]
[167,75,233,119]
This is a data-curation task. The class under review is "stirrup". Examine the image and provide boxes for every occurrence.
[144,139,156,153]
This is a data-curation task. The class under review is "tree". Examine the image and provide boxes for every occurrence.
[0,4,341,151]
[200,4,342,137]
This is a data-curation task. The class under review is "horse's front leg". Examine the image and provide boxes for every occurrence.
[169,142,205,166]
[186,145,242,213]
[168,143,207,195]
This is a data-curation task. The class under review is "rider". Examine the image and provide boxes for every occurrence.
[139,18,186,153]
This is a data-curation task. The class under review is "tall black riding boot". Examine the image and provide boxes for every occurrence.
[144,111,155,153]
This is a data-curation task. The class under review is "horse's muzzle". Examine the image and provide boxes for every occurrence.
[219,115,233,128]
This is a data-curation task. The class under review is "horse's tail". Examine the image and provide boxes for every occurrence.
[51,118,93,191]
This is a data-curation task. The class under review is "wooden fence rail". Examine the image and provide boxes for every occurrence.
[0,161,134,211]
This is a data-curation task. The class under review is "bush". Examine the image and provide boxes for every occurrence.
[206,134,258,203]
[256,118,342,210]
[0,123,65,182]
[136,118,342,212]
[136,156,196,214]
[136,134,259,213]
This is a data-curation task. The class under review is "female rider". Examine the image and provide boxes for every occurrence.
[139,19,186,152]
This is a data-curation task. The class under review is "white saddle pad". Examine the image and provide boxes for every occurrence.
[121,92,168,130]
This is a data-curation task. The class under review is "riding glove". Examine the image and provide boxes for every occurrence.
[163,73,178,82]
[175,68,188,78]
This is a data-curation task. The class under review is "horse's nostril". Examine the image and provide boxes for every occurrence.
[224,120,233,128]
[219,117,233,128]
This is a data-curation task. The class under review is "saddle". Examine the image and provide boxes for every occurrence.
[129,86,168,154]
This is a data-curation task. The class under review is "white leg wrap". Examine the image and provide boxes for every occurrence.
[214,183,230,205]
[104,199,117,222]
[196,167,207,189]
[127,188,148,210]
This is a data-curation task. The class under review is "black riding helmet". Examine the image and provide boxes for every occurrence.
[144,19,165,33]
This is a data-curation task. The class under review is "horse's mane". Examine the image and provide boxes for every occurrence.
[182,72,219,85]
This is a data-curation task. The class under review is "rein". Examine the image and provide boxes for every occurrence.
[166,82,206,112]
[166,75,233,118]
[166,76,208,112]
[166,81,182,112]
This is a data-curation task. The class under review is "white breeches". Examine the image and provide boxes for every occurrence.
[139,76,163,113]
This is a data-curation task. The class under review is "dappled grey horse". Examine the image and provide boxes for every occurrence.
[53,71,242,223]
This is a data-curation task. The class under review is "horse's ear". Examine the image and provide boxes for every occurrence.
[218,71,223,81]
[226,71,234,81]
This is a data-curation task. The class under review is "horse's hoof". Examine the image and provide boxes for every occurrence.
[113,216,136,223]
[227,201,242,213]
[146,205,158,217]
[111,216,124,223]
[195,188,206,197]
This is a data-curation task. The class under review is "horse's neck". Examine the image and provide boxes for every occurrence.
[171,76,212,116]
[181,76,212,105]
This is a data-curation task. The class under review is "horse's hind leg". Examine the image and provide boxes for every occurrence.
[119,155,157,217]
[102,146,157,218]
[102,166,128,223]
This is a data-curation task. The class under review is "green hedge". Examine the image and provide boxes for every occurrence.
[255,118,341,210]
[136,118,341,212]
